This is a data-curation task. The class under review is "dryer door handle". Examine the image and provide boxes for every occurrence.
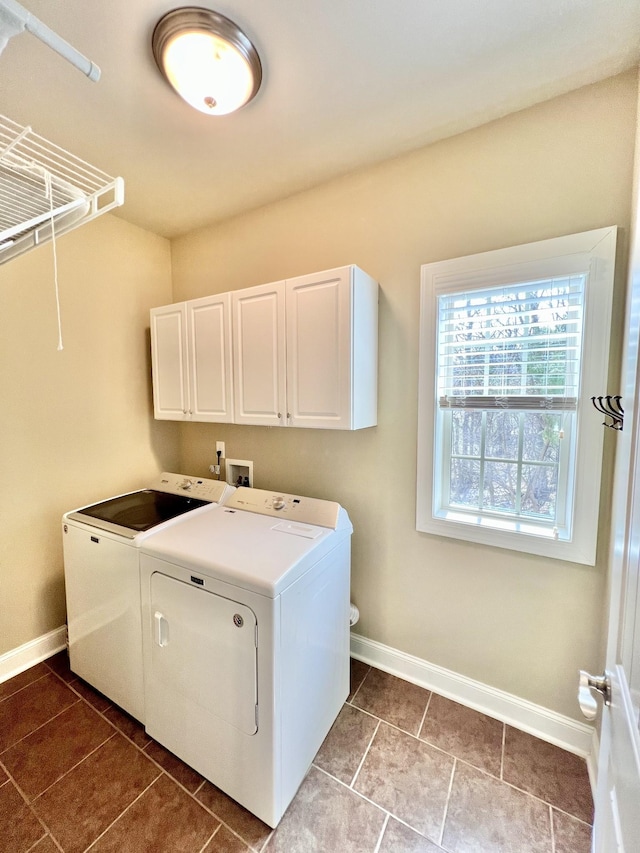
[154,611,169,647]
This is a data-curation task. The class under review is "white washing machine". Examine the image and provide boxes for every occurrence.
[139,486,353,828]
[62,473,235,722]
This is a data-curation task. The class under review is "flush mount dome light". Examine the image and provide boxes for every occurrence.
[152,7,262,116]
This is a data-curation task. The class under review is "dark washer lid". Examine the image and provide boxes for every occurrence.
[69,489,209,536]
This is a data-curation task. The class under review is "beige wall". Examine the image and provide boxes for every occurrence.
[0,215,179,655]
[171,72,638,719]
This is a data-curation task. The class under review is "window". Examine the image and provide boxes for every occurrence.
[416,227,617,565]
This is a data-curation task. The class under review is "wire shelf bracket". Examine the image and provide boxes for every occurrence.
[0,113,124,265]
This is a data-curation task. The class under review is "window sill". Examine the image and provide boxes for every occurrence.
[437,508,567,539]
[417,509,594,565]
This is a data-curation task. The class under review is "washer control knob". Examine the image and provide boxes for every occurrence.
[181,479,193,491]
[272,496,285,511]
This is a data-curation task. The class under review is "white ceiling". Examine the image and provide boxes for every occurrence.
[1,0,639,238]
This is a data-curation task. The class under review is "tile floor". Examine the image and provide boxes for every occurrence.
[0,652,593,853]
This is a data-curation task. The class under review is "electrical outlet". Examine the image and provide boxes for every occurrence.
[216,441,225,458]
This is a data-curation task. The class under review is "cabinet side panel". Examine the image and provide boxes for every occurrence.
[351,269,379,428]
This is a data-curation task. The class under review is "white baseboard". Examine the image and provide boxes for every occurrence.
[350,633,596,763]
[0,626,67,684]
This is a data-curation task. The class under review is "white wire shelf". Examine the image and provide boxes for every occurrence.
[0,113,124,264]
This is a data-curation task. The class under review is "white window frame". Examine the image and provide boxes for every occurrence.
[416,227,617,565]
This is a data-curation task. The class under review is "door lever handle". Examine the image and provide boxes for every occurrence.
[578,669,611,719]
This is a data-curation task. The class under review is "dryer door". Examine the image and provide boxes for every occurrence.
[150,571,258,735]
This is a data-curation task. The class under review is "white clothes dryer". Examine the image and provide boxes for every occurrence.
[62,473,235,722]
[139,486,353,828]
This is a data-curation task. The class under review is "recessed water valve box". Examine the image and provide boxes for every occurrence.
[226,459,253,488]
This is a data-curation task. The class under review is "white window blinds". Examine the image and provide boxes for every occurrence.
[437,275,585,411]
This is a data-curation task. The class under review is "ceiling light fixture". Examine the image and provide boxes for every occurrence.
[152,7,262,116]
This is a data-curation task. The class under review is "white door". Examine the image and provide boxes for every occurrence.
[187,293,234,423]
[286,267,352,429]
[150,302,189,420]
[232,281,287,426]
[589,119,640,851]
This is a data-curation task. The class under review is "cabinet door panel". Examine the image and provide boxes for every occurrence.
[233,283,286,425]
[150,304,188,420]
[188,294,233,423]
[286,269,351,429]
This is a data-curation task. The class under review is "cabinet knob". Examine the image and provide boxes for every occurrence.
[277,412,282,419]
[287,412,291,420]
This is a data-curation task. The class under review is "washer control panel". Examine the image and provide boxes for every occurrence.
[149,472,233,503]
[226,487,341,528]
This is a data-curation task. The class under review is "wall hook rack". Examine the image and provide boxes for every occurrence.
[591,395,624,431]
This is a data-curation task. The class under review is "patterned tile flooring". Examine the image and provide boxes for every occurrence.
[0,652,593,852]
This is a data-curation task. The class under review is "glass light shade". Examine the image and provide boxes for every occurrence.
[152,8,262,116]
[163,31,254,115]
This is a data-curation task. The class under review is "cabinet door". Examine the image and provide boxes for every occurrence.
[286,268,353,429]
[232,282,287,426]
[150,303,189,420]
[187,294,234,423]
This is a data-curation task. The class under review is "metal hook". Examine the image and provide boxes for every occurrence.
[591,395,624,431]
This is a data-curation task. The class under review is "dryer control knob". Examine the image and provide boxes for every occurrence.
[272,496,285,510]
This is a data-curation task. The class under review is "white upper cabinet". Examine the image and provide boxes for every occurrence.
[187,295,234,422]
[233,265,378,430]
[151,293,233,422]
[150,265,378,430]
[286,266,378,429]
[150,303,189,420]
[232,281,287,427]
